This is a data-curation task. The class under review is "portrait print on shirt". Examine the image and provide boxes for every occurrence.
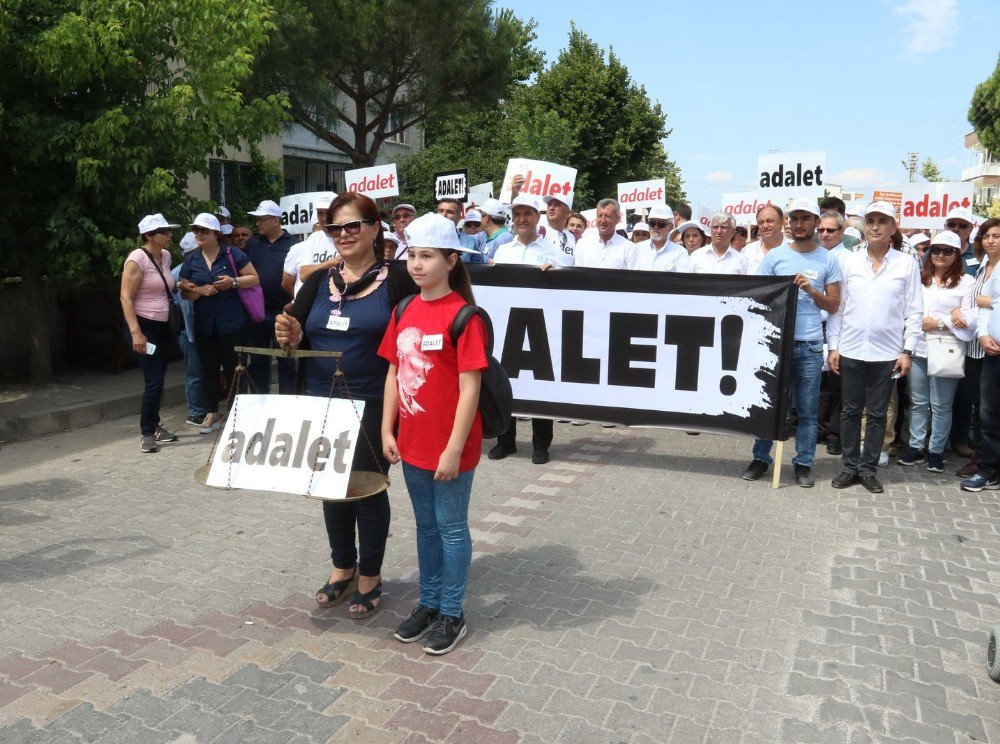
[395,326,433,417]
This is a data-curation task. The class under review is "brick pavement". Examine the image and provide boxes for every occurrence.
[1,408,999,742]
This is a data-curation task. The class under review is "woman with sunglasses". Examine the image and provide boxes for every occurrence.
[897,231,975,473]
[121,214,182,453]
[178,213,260,433]
[274,194,417,619]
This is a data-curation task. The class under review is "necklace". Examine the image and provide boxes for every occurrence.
[328,260,388,316]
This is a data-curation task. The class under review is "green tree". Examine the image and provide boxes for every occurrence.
[254,0,542,168]
[988,196,1000,219]
[920,157,945,182]
[0,0,287,382]
[969,54,1000,159]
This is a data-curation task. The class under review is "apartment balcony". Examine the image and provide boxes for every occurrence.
[962,162,1000,181]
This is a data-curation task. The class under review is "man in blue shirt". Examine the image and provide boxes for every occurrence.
[742,198,842,488]
[437,198,486,263]
[479,198,514,262]
[243,199,296,394]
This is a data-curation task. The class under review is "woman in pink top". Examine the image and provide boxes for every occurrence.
[120,213,180,453]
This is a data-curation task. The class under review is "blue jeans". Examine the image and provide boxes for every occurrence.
[402,463,474,618]
[752,341,824,468]
[907,356,960,455]
[178,331,208,418]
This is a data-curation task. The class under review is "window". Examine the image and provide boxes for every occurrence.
[387,111,406,145]
[282,157,347,194]
[209,160,253,206]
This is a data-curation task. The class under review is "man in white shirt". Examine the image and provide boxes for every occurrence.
[573,199,638,269]
[540,195,577,260]
[635,204,691,272]
[742,204,785,274]
[827,201,923,493]
[390,203,417,257]
[281,194,337,295]
[689,213,748,274]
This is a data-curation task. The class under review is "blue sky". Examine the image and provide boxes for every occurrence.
[498,0,999,210]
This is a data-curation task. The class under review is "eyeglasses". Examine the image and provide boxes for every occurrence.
[945,221,971,230]
[816,227,842,234]
[929,246,958,255]
[325,219,375,236]
[648,220,671,229]
[191,226,212,235]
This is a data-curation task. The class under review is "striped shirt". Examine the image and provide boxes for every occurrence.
[968,256,992,359]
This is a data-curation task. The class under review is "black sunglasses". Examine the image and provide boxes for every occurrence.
[325,219,376,236]
[930,246,958,255]
[816,227,842,234]
[648,220,671,229]
[945,221,971,230]
[191,226,212,235]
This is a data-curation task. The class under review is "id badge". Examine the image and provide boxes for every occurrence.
[327,315,350,331]
[421,334,444,351]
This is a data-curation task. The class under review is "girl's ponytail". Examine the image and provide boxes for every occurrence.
[446,251,476,305]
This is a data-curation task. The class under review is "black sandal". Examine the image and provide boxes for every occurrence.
[315,566,358,608]
[348,580,383,619]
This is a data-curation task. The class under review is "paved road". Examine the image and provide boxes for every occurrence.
[1,407,999,743]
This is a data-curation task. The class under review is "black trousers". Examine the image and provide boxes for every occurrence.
[132,317,171,436]
[497,416,553,452]
[818,370,842,441]
[194,325,248,413]
[839,357,896,477]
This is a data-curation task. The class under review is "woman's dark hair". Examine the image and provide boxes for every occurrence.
[733,226,748,238]
[329,192,385,259]
[974,217,1000,261]
[920,242,965,288]
[442,250,476,305]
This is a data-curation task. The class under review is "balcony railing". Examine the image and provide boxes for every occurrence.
[962,162,1000,181]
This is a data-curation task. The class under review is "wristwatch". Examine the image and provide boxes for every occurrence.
[902,349,913,357]
[232,276,239,289]
[937,319,944,331]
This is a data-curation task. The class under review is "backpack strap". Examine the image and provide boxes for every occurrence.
[393,293,418,324]
[450,305,494,354]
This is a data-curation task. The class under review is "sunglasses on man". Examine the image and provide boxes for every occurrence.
[945,221,971,230]
[325,219,376,237]
[648,220,671,229]
[816,227,842,234]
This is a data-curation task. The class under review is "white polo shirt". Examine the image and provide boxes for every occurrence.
[573,231,637,269]
[826,248,923,362]
[634,240,691,272]
[689,245,748,275]
[283,230,337,294]
[493,234,574,267]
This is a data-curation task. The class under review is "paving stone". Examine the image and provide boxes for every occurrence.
[275,652,343,684]
[48,703,122,742]
[106,690,186,727]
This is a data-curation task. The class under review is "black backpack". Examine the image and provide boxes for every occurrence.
[393,296,512,438]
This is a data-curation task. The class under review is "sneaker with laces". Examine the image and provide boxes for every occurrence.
[897,448,925,467]
[140,435,159,453]
[878,450,889,467]
[154,425,178,442]
[394,605,439,643]
[960,474,1000,492]
[926,452,944,473]
[423,614,467,655]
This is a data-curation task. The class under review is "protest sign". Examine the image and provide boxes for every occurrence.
[721,192,773,222]
[580,208,598,228]
[206,395,363,500]
[618,179,666,211]
[434,169,468,203]
[697,205,715,230]
[756,151,826,204]
[467,181,494,207]
[467,266,797,439]
[873,190,902,220]
[500,158,577,209]
[280,192,334,236]
[899,182,975,229]
[344,163,399,200]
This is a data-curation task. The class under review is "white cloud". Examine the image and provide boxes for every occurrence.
[893,0,958,55]
[830,168,896,188]
[704,171,732,184]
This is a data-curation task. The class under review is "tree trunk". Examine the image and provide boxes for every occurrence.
[21,267,53,385]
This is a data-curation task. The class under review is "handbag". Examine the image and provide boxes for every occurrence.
[926,334,966,378]
[225,247,266,323]
[140,248,184,337]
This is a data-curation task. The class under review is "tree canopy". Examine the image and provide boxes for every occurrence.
[969,54,1000,160]
[920,157,945,182]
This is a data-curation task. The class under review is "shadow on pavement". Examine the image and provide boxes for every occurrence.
[0,534,163,583]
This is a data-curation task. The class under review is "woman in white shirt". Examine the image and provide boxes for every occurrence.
[898,232,975,473]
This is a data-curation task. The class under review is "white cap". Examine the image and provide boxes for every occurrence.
[221,224,233,235]
[247,200,282,217]
[478,198,508,219]
[392,203,417,215]
[909,232,930,245]
[215,206,231,218]
[137,213,180,234]
[930,230,962,250]
[632,222,650,233]
[787,197,820,217]
[464,210,482,222]
[404,213,480,254]
[509,194,543,212]
[179,232,198,254]
[315,193,336,211]
[380,221,391,232]
[865,201,897,220]
[647,204,674,221]
[384,232,401,245]
[844,226,863,241]
[676,220,708,237]
[191,213,222,231]
[542,194,571,209]
[845,202,866,217]
[945,206,975,225]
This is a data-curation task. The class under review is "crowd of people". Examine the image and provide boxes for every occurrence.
[119,183,1000,653]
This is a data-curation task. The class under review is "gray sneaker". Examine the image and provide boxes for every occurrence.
[154,425,178,442]
[140,435,159,453]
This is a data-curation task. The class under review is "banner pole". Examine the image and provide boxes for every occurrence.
[771,440,783,489]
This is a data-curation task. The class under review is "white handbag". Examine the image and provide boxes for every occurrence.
[926,335,966,378]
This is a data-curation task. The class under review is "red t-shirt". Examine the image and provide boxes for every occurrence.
[378,291,489,472]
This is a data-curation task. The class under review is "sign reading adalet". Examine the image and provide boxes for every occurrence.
[500,158,577,209]
[344,163,399,200]
[280,192,335,236]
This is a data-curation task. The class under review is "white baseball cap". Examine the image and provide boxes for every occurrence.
[542,194,572,209]
[478,198,508,219]
[404,213,479,254]
[179,232,198,253]
[844,226,863,241]
[787,197,820,217]
[676,220,708,237]
[221,224,233,235]
[190,213,222,231]
[632,222,650,233]
[137,213,180,234]
[865,201,897,220]
[392,203,417,215]
[509,194,543,213]
[384,231,400,245]
[930,230,962,250]
[647,204,674,222]
[909,232,930,245]
[464,210,482,223]
[315,193,336,211]
[247,200,282,218]
[945,206,975,226]
[215,206,231,218]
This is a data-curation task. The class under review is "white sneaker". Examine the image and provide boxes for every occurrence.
[878,450,889,467]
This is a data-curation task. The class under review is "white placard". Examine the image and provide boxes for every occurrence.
[697,205,715,230]
[899,182,975,229]
[434,169,468,203]
[618,179,666,211]
[467,181,494,207]
[344,163,399,200]
[756,150,826,204]
[280,192,335,236]
[500,158,577,209]
[721,192,774,223]
[580,208,598,228]
[206,395,363,501]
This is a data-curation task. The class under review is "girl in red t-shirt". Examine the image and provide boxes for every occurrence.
[378,213,487,655]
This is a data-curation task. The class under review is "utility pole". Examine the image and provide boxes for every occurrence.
[900,152,918,182]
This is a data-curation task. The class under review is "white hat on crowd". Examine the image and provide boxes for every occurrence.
[478,198,508,219]
[191,213,222,231]
[215,206,231,219]
[384,232,400,245]
[646,205,674,222]
[844,226,863,241]
[945,206,975,225]
[909,232,930,246]
[930,230,962,250]
[676,220,707,237]
[247,200,282,218]
[463,210,482,223]
[392,203,417,216]
[865,201,897,220]
[542,194,573,209]
[137,213,180,234]
[221,224,233,235]
[179,232,198,253]
[509,194,543,213]
[632,221,650,233]
[315,193,336,211]
[787,197,820,217]
[404,213,480,254]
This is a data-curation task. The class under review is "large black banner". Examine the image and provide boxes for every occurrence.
[467,265,798,440]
